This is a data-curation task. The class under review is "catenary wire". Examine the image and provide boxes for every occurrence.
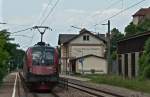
[36,0,53,25]
[40,0,60,25]
[92,0,123,18]
[11,27,33,34]
[95,0,147,26]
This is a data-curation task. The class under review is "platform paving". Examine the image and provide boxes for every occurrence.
[60,74,150,97]
[0,73,17,97]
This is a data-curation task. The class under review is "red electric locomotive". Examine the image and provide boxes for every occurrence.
[23,26,59,90]
[23,42,59,90]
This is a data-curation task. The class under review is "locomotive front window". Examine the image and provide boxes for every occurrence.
[32,47,54,66]
[32,51,42,60]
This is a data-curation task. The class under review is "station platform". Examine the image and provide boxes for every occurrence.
[60,74,150,97]
[60,74,90,81]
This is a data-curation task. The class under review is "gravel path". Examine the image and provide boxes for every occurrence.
[53,86,96,97]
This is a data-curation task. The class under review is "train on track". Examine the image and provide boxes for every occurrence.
[23,42,59,90]
[22,26,59,90]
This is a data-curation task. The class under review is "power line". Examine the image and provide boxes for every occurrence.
[5,23,31,27]
[10,34,32,38]
[95,0,147,26]
[11,27,33,34]
[36,0,53,25]
[92,0,123,18]
[40,0,60,25]
[19,29,36,49]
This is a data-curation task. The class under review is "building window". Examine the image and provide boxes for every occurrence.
[83,35,90,41]
[83,35,86,41]
[87,35,89,40]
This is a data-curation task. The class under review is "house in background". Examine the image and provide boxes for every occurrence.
[58,28,107,74]
[133,7,150,25]
[117,31,150,78]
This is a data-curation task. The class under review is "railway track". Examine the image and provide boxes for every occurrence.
[59,77,126,97]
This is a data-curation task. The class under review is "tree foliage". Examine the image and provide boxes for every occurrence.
[0,30,25,81]
[125,19,150,36]
[110,28,124,60]
[125,22,137,37]
[139,38,150,79]
[137,18,150,32]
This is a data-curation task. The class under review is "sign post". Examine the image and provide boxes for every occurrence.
[79,58,84,74]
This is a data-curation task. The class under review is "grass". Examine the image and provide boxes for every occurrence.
[77,74,150,93]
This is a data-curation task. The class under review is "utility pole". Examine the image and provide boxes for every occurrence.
[32,26,52,42]
[102,20,111,74]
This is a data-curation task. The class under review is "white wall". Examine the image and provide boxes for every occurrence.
[70,46,104,58]
[133,17,139,25]
[76,56,107,74]
[68,33,106,58]
[70,33,104,45]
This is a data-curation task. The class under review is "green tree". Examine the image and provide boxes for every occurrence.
[125,19,150,36]
[0,30,10,81]
[139,38,150,79]
[110,28,124,60]
[0,29,25,81]
[137,18,150,32]
[125,22,137,37]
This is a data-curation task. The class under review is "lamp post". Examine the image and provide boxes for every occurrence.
[102,20,111,74]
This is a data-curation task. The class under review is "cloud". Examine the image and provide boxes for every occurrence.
[7,16,35,24]
[50,8,134,35]
[4,7,134,49]
[65,9,86,14]
[0,0,3,29]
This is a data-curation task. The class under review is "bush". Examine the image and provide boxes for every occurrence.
[91,69,95,74]
[139,38,150,79]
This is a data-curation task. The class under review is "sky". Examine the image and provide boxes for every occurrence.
[1,0,150,50]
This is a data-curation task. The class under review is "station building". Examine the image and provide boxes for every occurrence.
[58,28,107,74]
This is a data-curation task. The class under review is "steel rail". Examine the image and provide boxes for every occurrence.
[68,81,125,97]
[60,77,125,97]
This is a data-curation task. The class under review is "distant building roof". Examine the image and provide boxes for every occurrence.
[58,28,106,45]
[58,34,77,44]
[117,31,150,54]
[118,31,150,42]
[133,7,150,17]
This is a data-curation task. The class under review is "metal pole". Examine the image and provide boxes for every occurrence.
[41,33,44,42]
[107,20,111,74]
[81,48,84,75]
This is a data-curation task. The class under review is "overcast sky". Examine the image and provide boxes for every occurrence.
[1,0,150,50]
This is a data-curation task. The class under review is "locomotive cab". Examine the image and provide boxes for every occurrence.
[23,42,59,89]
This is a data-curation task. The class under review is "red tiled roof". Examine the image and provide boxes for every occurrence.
[133,7,150,17]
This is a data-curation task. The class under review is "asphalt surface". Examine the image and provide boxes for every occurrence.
[0,72,58,97]
[0,73,18,97]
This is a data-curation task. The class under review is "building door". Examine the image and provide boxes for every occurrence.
[118,55,122,75]
[72,60,76,74]
[131,53,135,77]
[124,54,128,77]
